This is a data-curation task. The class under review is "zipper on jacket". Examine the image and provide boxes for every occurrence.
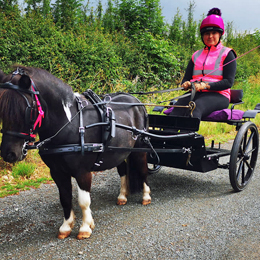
[202,46,211,77]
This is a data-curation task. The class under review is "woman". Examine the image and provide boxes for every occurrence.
[170,8,237,119]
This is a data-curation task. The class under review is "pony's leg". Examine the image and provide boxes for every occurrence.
[142,182,151,206]
[51,170,75,239]
[116,161,129,205]
[76,173,95,240]
[129,152,151,205]
[58,210,76,239]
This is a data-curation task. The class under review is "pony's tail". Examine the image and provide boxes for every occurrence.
[128,152,148,193]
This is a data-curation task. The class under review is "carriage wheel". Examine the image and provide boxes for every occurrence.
[148,164,162,175]
[229,121,259,191]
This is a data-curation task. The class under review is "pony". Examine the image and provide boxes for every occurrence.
[0,66,151,239]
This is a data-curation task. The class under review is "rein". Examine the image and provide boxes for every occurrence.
[200,44,260,81]
[128,86,184,95]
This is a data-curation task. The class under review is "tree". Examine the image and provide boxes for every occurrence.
[169,8,183,43]
[24,0,51,17]
[183,0,197,50]
[115,0,165,37]
[96,0,103,21]
[139,0,165,35]
[0,0,18,8]
[52,0,83,29]
[103,0,122,33]
[0,0,19,14]
[25,0,42,14]
[42,0,51,17]
[225,21,234,46]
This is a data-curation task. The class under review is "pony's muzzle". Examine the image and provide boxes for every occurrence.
[4,151,19,163]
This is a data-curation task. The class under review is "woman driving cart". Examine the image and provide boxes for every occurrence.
[170,8,237,120]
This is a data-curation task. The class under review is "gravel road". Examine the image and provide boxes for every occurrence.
[1,140,260,260]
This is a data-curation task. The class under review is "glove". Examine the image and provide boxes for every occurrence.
[194,82,210,92]
[181,81,191,90]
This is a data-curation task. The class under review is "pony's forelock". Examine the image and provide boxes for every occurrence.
[0,90,29,130]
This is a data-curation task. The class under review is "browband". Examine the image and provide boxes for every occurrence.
[0,82,39,95]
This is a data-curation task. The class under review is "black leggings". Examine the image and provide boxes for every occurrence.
[170,92,230,119]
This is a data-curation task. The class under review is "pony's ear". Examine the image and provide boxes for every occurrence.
[18,75,31,90]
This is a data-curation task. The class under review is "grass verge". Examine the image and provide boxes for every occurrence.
[0,149,52,198]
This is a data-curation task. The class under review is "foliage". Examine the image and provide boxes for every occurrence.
[52,0,84,30]
[183,0,197,51]
[0,149,52,198]
[227,32,260,81]
[0,177,51,197]
[12,162,36,179]
[132,31,181,84]
[0,0,19,13]
[0,1,259,91]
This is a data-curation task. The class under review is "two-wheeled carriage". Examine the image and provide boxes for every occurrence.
[147,88,260,192]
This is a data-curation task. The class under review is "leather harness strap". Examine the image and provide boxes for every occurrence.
[76,96,86,156]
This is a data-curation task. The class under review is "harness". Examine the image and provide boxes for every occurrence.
[38,89,117,165]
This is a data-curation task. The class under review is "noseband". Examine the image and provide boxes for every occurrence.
[0,69,44,143]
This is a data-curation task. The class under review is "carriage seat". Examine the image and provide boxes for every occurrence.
[161,89,260,122]
[202,89,260,122]
[202,89,245,122]
[162,89,260,122]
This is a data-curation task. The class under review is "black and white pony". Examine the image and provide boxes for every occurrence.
[0,66,151,239]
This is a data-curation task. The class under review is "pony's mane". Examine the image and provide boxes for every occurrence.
[13,65,75,102]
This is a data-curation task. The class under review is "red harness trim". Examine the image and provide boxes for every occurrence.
[20,132,37,138]
[31,80,44,130]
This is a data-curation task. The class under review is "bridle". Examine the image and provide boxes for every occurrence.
[0,69,44,146]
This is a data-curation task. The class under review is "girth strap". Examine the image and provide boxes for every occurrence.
[76,96,86,156]
[38,143,104,155]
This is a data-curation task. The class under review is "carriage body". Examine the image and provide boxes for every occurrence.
[148,116,218,173]
[147,103,260,192]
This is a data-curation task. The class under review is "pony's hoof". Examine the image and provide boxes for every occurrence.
[58,231,71,239]
[142,199,151,206]
[90,221,95,230]
[117,199,127,205]
[77,232,91,240]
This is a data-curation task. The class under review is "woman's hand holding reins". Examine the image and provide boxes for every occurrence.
[194,82,210,92]
[181,81,191,90]
[181,81,210,92]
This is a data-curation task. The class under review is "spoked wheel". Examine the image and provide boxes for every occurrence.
[229,121,259,191]
[148,164,162,175]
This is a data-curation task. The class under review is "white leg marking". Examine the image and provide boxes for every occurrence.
[117,175,128,205]
[142,182,151,204]
[77,185,94,234]
[59,210,75,233]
